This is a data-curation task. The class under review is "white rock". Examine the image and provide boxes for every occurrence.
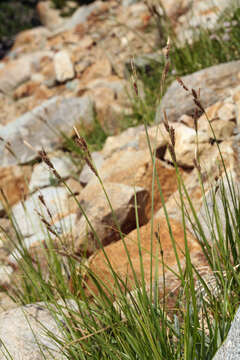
[0,302,66,360]
[54,50,74,83]
[29,155,76,192]
[11,187,70,238]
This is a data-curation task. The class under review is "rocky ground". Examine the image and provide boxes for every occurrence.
[0,0,239,358]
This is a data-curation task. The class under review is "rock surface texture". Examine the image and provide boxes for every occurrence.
[213,306,240,360]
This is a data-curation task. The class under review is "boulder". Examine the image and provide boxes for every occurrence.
[86,217,204,297]
[193,173,240,244]
[94,148,179,217]
[0,96,94,166]
[213,306,240,360]
[0,303,66,360]
[156,61,240,123]
[72,182,149,255]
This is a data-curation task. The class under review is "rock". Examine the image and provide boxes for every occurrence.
[207,119,236,140]
[73,182,149,255]
[117,2,151,30]
[95,148,179,218]
[0,292,16,314]
[0,265,13,287]
[37,1,65,31]
[13,81,40,100]
[218,102,236,121]
[0,52,54,94]
[0,165,31,210]
[0,96,94,166]
[81,58,112,84]
[155,137,240,225]
[29,153,77,192]
[213,306,240,360]
[9,213,78,265]
[0,302,66,360]
[137,123,169,154]
[54,50,74,83]
[12,27,51,54]
[79,151,104,186]
[101,125,144,157]
[163,123,210,168]
[0,58,31,94]
[56,1,106,33]
[156,61,240,123]
[11,186,72,238]
[193,173,240,244]
[86,217,204,297]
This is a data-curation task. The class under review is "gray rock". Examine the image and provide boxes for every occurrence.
[0,52,53,94]
[56,1,104,33]
[191,173,240,244]
[213,306,240,360]
[11,186,70,238]
[122,0,139,6]
[155,61,240,123]
[9,213,77,264]
[0,302,66,360]
[79,151,104,186]
[29,154,77,192]
[0,96,94,166]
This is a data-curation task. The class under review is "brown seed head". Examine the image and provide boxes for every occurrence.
[176,77,189,92]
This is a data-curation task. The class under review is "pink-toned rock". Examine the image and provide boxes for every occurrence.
[81,58,112,83]
[0,165,31,210]
[85,218,205,297]
[94,148,180,218]
[13,81,40,100]
[12,27,50,54]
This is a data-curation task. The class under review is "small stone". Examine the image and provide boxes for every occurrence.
[54,50,75,83]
